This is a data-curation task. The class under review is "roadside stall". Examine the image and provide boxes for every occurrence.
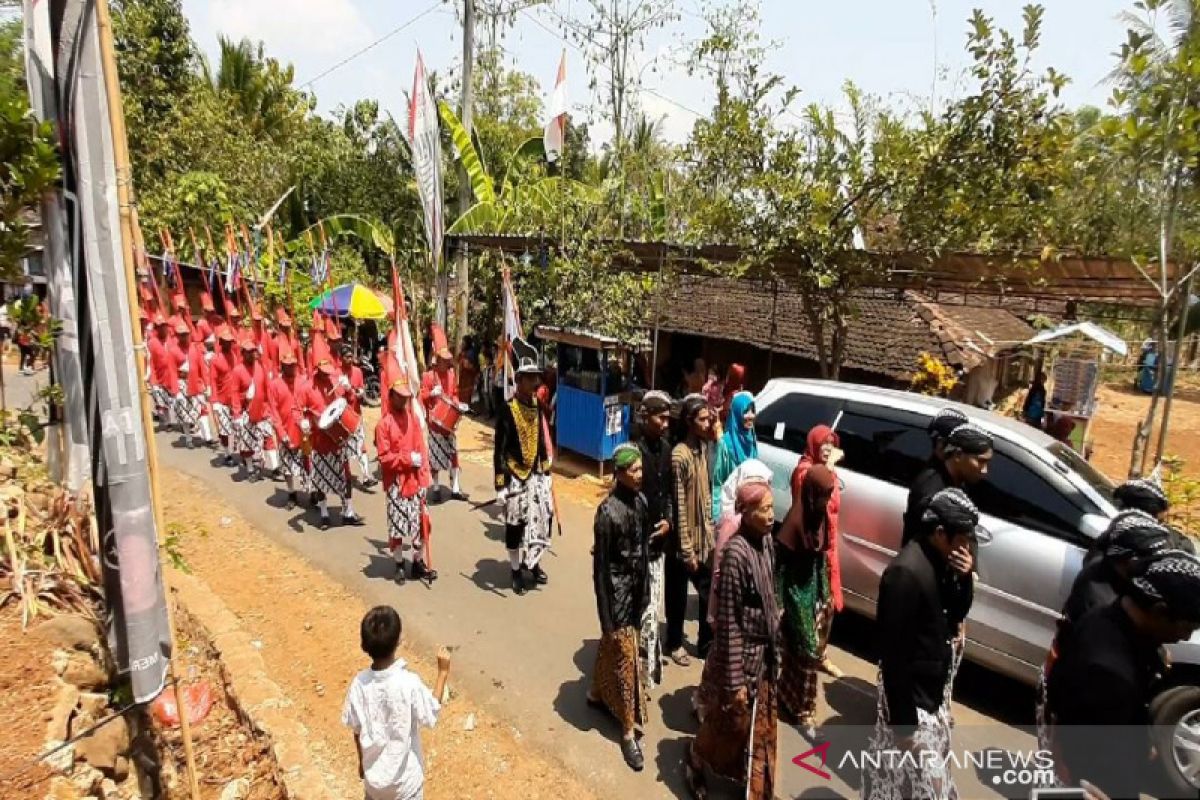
[534,325,641,473]
[1023,322,1128,457]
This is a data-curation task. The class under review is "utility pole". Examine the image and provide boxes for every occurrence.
[453,0,477,348]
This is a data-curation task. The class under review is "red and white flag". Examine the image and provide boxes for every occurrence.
[500,266,522,401]
[389,263,428,433]
[543,51,568,164]
[404,51,444,271]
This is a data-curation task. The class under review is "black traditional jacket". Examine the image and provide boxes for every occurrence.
[592,484,651,634]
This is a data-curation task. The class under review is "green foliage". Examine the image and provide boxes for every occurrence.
[0,19,60,280]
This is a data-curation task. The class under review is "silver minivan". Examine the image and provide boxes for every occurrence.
[754,379,1200,791]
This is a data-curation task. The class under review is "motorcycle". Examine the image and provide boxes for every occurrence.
[360,354,381,407]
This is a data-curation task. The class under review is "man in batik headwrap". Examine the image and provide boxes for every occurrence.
[1036,512,1171,757]
[862,488,976,800]
[635,391,674,690]
[902,412,989,546]
[588,443,660,771]
[493,337,554,595]
[1044,551,1200,798]
[1113,476,1170,519]
[666,394,717,665]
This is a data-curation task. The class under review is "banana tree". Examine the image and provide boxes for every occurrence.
[437,101,600,234]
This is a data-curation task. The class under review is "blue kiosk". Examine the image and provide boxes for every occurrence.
[535,325,636,473]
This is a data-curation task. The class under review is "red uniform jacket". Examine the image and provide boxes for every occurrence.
[195,317,214,344]
[342,365,365,413]
[420,368,458,413]
[185,341,210,397]
[230,361,270,423]
[268,375,314,449]
[375,406,430,497]
[210,349,237,406]
[148,335,172,388]
[165,340,187,391]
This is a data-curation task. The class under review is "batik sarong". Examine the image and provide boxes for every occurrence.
[860,636,964,800]
[639,554,665,691]
[591,626,647,732]
[312,450,349,499]
[387,484,425,565]
[504,472,554,569]
[429,428,457,473]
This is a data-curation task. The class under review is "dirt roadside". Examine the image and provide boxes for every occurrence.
[159,467,598,800]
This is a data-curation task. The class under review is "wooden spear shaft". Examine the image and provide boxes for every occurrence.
[93,1,202,797]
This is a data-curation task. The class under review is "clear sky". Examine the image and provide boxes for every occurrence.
[180,0,1134,145]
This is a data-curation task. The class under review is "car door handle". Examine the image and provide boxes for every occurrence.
[838,478,846,492]
[975,524,994,545]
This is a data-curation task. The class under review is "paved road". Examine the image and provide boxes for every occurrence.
[10,366,1040,798]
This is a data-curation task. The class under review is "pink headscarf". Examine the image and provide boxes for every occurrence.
[707,480,772,624]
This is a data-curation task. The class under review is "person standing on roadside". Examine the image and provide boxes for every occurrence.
[666,395,716,665]
[635,391,674,691]
[902,418,992,547]
[343,606,451,800]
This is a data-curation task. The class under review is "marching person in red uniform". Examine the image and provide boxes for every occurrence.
[252,309,277,379]
[269,346,317,510]
[195,292,217,343]
[164,320,187,431]
[173,321,213,449]
[339,344,375,487]
[376,378,436,585]
[420,327,468,502]
[274,309,302,377]
[147,314,174,424]
[210,325,239,464]
[307,358,364,530]
[230,335,275,482]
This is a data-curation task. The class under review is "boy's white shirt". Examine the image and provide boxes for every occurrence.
[342,659,441,800]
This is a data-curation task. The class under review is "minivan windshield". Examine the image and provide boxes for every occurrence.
[1048,442,1114,501]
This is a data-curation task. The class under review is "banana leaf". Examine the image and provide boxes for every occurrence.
[438,100,496,205]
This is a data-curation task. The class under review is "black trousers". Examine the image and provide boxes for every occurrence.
[664,555,712,654]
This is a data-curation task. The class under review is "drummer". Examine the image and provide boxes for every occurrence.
[420,328,468,502]
[308,358,365,530]
[339,344,376,488]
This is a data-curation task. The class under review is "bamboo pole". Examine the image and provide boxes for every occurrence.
[93,2,202,797]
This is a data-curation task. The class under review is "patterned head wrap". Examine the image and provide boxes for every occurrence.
[1129,551,1200,621]
[1103,512,1172,559]
[1113,478,1170,517]
[613,443,642,471]
[734,480,771,514]
[943,423,994,457]
[922,487,980,537]
[681,393,708,423]
[929,407,969,442]
[640,390,672,415]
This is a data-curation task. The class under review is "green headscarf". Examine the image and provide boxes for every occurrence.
[613,443,642,471]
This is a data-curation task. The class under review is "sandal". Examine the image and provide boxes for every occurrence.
[669,648,691,667]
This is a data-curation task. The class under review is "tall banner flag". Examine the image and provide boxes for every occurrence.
[544,51,568,164]
[48,0,171,703]
[404,52,445,313]
[500,266,522,401]
[23,0,90,493]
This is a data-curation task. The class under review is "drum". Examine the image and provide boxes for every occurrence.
[430,394,465,435]
[318,397,362,446]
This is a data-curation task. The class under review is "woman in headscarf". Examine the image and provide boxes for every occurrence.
[588,443,659,771]
[722,364,746,415]
[789,425,844,681]
[686,481,779,800]
[711,391,759,521]
[775,464,838,733]
[707,459,774,625]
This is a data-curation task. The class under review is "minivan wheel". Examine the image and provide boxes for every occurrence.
[1151,685,1200,793]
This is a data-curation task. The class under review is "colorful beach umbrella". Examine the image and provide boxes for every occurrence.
[308,283,394,320]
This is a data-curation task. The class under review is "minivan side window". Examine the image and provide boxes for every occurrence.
[754,394,843,455]
[837,403,933,486]
[970,445,1089,546]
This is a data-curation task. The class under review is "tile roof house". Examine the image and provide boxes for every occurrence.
[652,275,1037,400]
